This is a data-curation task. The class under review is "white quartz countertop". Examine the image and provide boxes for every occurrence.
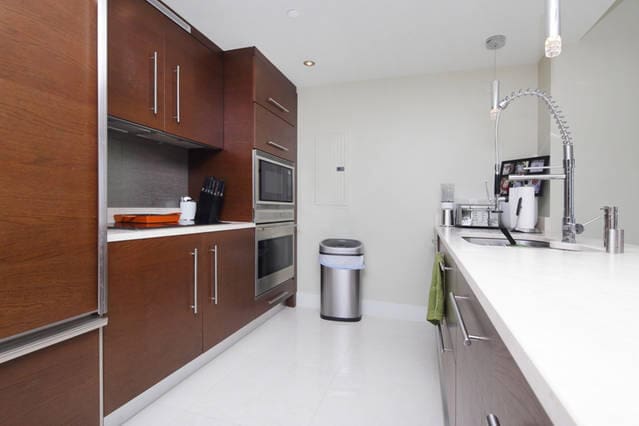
[436,226,639,426]
[108,222,255,242]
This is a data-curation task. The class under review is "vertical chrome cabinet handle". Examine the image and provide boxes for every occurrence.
[150,51,158,115]
[209,245,218,304]
[486,414,500,426]
[190,248,198,314]
[448,292,489,346]
[436,323,452,353]
[267,141,290,152]
[267,97,290,113]
[174,65,181,123]
[439,260,453,273]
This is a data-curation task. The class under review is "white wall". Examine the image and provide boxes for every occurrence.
[298,65,538,306]
[544,0,639,243]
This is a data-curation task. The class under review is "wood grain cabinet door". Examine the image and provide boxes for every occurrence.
[105,235,203,414]
[452,276,495,426]
[201,229,256,350]
[0,331,100,426]
[254,104,297,162]
[108,0,167,129]
[254,51,298,127]
[0,0,98,340]
[164,28,223,148]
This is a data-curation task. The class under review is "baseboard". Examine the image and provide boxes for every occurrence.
[104,305,285,426]
[296,292,426,322]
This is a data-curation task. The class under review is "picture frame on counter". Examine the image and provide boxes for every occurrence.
[499,155,550,199]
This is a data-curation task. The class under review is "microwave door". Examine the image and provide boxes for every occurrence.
[258,158,293,204]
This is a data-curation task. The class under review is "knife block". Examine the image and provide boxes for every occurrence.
[195,189,224,225]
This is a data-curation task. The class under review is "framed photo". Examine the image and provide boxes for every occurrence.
[499,155,550,199]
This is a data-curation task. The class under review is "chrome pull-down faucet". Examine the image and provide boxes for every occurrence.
[494,89,581,243]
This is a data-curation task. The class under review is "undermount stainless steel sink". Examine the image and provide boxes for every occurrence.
[462,236,551,248]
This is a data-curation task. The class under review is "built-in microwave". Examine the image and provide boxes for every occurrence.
[255,222,296,297]
[253,150,295,224]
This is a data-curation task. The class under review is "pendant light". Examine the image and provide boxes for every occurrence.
[486,35,506,120]
[545,0,562,58]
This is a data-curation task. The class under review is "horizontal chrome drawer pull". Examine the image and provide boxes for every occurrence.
[449,292,489,346]
[267,140,290,152]
[267,97,290,113]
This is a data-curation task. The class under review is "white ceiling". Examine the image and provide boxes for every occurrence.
[163,0,614,87]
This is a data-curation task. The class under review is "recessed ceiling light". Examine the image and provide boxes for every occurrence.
[287,9,299,18]
[303,60,316,67]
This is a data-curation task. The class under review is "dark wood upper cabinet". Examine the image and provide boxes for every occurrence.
[0,0,98,340]
[253,51,298,127]
[105,234,203,414]
[108,0,223,148]
[164,26,223,149]
[108,0,167,130]
[0,332,100,426]
[254,103,297,162]
[201,229,256,350]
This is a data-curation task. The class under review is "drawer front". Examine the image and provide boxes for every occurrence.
[254,104,296,162]
[254,54,297,126]
[254,278,296,318]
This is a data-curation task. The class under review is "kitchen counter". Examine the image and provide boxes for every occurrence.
[107,222,255,243]
[436,226,639,426]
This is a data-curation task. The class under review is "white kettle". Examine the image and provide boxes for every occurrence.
[179,196,197,224]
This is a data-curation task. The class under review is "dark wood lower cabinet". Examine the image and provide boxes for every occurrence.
[105,228,290,414]
[437,240,552,426]
[0,332,100,426]
[201,228,256,350]
[105,234,203,414]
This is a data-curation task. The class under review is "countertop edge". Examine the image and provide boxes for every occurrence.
[436,226,577,426]
[107,222,256,243]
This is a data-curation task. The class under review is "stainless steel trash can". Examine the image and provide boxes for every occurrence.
[319,239,364,321]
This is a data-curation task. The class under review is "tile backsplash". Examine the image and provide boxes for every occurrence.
[108,131,188,207]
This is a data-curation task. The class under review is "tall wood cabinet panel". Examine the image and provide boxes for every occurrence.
[108,0,223,148]
[105,235,203,414]
[0,0,98,340]
[0,331,100,426]
[188,46,298,221]
[201,229,256,350]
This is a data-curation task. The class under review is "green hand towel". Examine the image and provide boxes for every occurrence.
[427,252,445,325]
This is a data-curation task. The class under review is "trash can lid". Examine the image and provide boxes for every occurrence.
[320,239,364,255]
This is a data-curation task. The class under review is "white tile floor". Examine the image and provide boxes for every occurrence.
[124,307,444,426]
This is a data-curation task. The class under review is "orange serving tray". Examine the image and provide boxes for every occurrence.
[113,213,181,224]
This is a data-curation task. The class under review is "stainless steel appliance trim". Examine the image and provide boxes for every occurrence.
[209,244,218,304]
[267,97,290,113]
[0,316,108,365]
[436,323,452,353]
[97,0,108,315]
[107,116,213,150]
[191,248,198,314]
[174,65,181,123]
[253,150,296,207]
[255,222,296,297]
[145,0,192,33]
[99,327,104,426]
[267,291,290,305]
[448,292,490,346]
[151,51,158,115]
[267,140,289,152]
